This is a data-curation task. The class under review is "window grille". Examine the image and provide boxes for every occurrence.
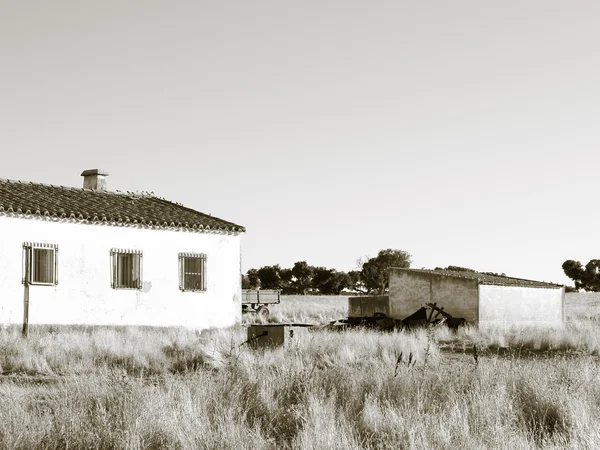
[178,253,206,292]
[110,249,143,289]
[22,242,58,286]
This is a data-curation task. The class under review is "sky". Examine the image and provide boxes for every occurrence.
[1,1,599,285]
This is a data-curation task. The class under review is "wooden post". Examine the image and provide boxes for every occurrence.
[22,282,29,338]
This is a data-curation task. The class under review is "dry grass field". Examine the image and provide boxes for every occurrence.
[259,294,348,324]
[0,293,599,449]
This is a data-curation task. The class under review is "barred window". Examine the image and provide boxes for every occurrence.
[179,253,206,292]
[111,249,142,289]
[23,243,58,286]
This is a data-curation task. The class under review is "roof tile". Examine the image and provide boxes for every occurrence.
[0,178,245,233]
[399,268,563,289]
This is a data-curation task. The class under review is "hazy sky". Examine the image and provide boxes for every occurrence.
[1,1,599,285]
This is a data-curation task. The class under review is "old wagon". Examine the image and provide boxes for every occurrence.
[241,289,281,318]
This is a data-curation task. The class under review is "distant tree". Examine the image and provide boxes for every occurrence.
[360,249,412,295]
[279,268,294,294]
[291,261,314,294]
[311,267,332,294]
[332,271,352,294]
[241,274,251,289]
[311,267,351,295]
[562,260,600,291]
[565,285,578,293]
[257,265,282,290]
[279,268,293,282]
[246,269,260,289]
[347,270,367,293]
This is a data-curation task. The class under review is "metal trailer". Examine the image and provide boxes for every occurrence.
[241,289,281,318]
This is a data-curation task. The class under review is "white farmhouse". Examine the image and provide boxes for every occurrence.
[0,169,245,330]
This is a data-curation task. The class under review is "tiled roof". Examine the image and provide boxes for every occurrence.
[0,178,245,233]
[399,268,563,289]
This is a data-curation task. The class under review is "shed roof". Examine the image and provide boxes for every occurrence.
[0,177,245,233]
[395,268,563,289]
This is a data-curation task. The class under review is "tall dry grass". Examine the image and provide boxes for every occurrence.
[0,325,598,449]
[0,293,599,449]
[259,294,600,356]
[242,295,347,325]
[0,326,434,448]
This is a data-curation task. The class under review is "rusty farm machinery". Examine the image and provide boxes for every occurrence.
[326,302,466,331]
[246,301,466,349]
[246,302,466,349]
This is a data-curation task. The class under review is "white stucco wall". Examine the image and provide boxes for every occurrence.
[0,215,242,329]
[478,284,565,329]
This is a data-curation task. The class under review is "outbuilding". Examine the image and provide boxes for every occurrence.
[388,268,565,329]
[0,169,245,330]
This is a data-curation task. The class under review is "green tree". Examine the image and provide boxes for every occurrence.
[279,268,294,294]
[311,267,332,294]
[562,260,600,291]
[331,271,352,294]
[347,270,367,293]
[311,267,351,295]
[257,265,282,290]
[241,274,251,289]
[246,269,260,289]
[291,261,314,294]
[360,249,412,295]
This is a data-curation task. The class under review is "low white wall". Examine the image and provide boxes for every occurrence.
[478,284,564,329]
[0,215,242,329]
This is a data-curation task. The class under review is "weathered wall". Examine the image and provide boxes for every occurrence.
[0,215,242,329]
[348,296,390,318]
[388,269,479,322]
[478,285,564,329]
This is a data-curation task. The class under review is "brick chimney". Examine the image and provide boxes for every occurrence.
[81,169,109,191]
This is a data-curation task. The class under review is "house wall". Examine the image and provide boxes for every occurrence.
[388,269,479,322]
[0,215,242,329]
[478,285,565,329]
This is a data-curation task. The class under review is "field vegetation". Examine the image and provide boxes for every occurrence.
[0,293,599,449]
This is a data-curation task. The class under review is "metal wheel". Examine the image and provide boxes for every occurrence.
[256,306,270,318]
[425,303,448,327]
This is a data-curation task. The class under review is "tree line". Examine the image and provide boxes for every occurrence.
[242,249,411,295]
[244,250,594,295]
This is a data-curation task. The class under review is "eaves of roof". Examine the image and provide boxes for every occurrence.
[393,268,563,289]
[0,178,245,234]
